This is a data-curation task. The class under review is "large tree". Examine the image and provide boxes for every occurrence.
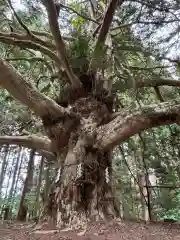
[0,0,180,229]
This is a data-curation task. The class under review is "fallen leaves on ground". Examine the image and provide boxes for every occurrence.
[1,220,180,240]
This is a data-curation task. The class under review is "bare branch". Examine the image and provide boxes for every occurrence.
[159,57,180,64]
[0,60,66,118]
[36,149,56,161]
[89,0,124,70]
[113,77,180,92]
[31,30,53,39]
[129,66,172,70]
[5,57,53,73]
[0,31,56,51]
[89,0,96,17]
[144,185,180,189]
[112,19,179,31]
[60,3,99,24]
[0,135,55,160]
[96,0,122,43]
[95,100,180,150]
[154,86,165,102]
[31,30,74,41]
[7,0,31,34]
[43,0,81,87]
[0,33,61,66]
[135,78,180,89]
[128,0,179,12]
[6,0,59,52]
[0,135,52,152]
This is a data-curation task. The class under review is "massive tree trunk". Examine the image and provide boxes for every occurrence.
[43,93,119,228]
[47,149,118,229]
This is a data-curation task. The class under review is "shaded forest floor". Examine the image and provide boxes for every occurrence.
[1,220,180,240]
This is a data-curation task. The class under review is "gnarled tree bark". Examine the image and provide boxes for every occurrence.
[43,96,119,228]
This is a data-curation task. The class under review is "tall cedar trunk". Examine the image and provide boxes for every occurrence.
[7,147,22,219]
[3,148,13,210]
[34,156,44,220]
[41,164,51,207]
[43,95,119,228]
[12,150,24,203]
[141,138,152,221]
[4,153,17,220]
[17,149,35,221]
[0,145,9,197]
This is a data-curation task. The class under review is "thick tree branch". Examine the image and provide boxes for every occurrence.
[35,149,56,161]
[31,30,74,41]
[43,0,81,87]
[95,100,180,150]
[0,135,55,161]
[0,31,56,50]
[113,77,180,92]
[136,78,180,88]
[89,0,124,70]
[0,135,52,152]
[31,30,53,39]
[0,34,60,65]
[0,60,66,118]
[96,0,122,44]
[5,57,53,73]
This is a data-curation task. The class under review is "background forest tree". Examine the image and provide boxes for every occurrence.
[0,0,180,229]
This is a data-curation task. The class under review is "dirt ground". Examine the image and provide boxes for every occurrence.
[1,220,180,240]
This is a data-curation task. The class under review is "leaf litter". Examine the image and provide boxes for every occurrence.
[1,220,180,240]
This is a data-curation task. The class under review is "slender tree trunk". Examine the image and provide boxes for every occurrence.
[0,145,9,197]
[17,149,35,221]
[4,153,17,220]
[7,147,22,219]
[38,163,50,223]
[144,175,152,221]
[140,138,152,221]
[34,156,44,220]
[134,152,147,221]
[3,147,15,211]
[137,174,147,221]
[42,164,50,204]
[12,149,24,202]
